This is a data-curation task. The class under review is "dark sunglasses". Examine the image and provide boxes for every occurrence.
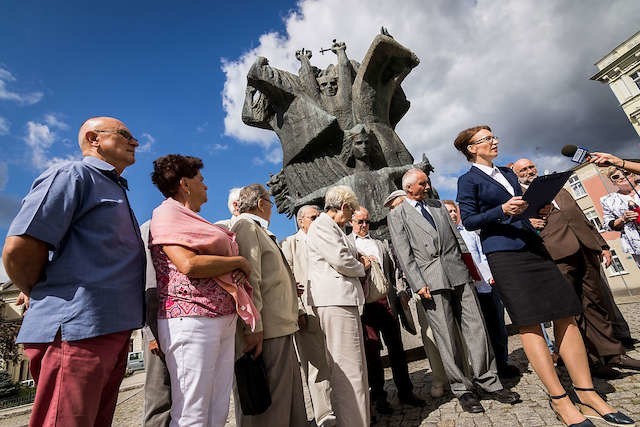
[611,171,631,181]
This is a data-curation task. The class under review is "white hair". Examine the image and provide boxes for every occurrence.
[227,187,241,215]
[324,185,358,211]
[296,204,320,222]
[402,168,426,191]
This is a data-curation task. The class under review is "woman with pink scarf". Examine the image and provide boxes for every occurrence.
[149,154,258,427]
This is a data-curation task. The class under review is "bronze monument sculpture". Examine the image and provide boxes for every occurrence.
[242,29,433,237]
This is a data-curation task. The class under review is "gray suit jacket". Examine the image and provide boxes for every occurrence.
[307,212,366,307]
[388,198,472,293]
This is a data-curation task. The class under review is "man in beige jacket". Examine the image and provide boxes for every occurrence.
[282,205,336,426]
[232,184,306,427]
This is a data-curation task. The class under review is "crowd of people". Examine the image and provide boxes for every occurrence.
[2,116,639,427]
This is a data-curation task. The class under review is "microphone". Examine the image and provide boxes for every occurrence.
[561,145,594,164]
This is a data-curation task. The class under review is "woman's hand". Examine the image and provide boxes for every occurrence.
[236,257,252,277]
[589,152,624,168]
[360,255,372,271]
[149,339,164,357]
[243,331,264,357]
[502,196,528,216]
[623,210,639,223]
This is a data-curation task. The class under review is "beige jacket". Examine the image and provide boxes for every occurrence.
[306,212,366,307]
[232,216,299,340]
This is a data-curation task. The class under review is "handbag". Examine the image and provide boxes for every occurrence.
[365,260,390,303]
[234,353,272,415]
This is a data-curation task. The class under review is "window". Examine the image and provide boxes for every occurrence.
[608,249,627,276]
[568,174,587,198]
[632,70,640,91]
[584,208,604,231]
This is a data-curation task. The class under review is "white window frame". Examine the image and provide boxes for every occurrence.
[584,208,604,231]
[632,70,640,91]
[608,249,628,276]
[568,174,587,199]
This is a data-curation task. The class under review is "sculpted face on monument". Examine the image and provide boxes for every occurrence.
[318,75,338,96]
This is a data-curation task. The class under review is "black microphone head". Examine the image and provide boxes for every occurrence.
[561,144,578,157]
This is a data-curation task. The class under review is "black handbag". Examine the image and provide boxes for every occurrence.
[234,353,272,415]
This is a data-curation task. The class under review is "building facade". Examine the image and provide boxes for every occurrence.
[591,31,640,137]
[564,162,640,296]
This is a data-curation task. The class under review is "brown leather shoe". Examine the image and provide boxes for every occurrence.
[607,354,640,371]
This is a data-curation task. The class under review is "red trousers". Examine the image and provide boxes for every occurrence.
[23,330,131,427]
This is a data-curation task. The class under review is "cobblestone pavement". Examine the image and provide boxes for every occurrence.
[3,301,639,426]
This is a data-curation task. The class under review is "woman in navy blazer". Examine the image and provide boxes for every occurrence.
[455,125,634,427]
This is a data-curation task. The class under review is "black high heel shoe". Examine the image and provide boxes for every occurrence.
[548,392,595,427]
[572,386,636,426]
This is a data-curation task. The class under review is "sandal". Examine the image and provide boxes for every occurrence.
[572,386,635,426]
[548,392,595,427]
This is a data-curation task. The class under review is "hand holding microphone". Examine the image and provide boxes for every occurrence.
[626,200,640,224]
[561,145,640,174]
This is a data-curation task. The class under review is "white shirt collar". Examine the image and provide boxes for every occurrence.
[354,233,371,240]
[237,212,270,230]
[472,162,498,175]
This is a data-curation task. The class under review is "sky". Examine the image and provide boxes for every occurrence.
[1,0,640,249]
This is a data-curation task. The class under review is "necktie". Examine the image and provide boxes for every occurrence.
[418,201,436,229]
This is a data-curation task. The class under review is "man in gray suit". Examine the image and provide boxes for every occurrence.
[388,169,519,413]
[281,205,336,427]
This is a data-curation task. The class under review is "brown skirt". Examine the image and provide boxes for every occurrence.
[486,245,582,327]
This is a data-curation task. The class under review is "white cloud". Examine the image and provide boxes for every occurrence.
[44,113,69,130]
[221,0,640,198]
[137,132,155,153]
[196,122,209,133]
[210,143,229,151]
[0,161,7,190]
[0,67,43,105]
[0,116,9,135]
[24,120,77,169]
[253,147,283,165]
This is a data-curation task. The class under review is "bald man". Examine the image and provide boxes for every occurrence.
[512,158,640,376]
[2,117,145,426]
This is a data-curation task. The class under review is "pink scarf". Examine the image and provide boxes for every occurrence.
[149,198,258,331]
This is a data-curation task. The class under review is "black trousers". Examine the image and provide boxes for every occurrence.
[476,289,509,368]
[361,300,412,402]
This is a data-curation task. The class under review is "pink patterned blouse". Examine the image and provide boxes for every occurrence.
[152,245,236,319]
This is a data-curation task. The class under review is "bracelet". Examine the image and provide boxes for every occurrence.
[622,159,626,169]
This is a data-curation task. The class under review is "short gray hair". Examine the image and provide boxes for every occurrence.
[324,185,358,211]
[237,184,270,213]
[227,187,241,215]
[297,205,320,222]
[402,168,427,191]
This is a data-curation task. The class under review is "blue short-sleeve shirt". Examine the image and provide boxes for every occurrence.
[8,156,145,343]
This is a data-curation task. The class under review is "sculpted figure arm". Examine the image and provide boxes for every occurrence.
[296,48,320,101]
[331,41,353,105]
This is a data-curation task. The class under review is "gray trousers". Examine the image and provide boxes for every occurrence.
[415,299,448,386]
[421,284,502,396]
[142,332,172,427]
[295,311,334,424]
[235,334,307,427]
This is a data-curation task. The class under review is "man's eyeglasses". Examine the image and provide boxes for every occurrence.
[261,197,273,206]
[610,171,631,181]
[94,129,138,142]
[355,219,370,225]
[304,215,318,221]
[469,135,499,146]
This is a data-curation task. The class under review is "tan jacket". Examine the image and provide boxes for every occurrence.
[232,216,299,340]
[281,230,309,312]
[306,212,366,307]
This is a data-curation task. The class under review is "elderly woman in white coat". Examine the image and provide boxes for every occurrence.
[306,185,369,427]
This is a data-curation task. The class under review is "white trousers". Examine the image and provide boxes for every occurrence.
[158,315,237,427]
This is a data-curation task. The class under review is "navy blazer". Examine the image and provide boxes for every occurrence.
[456,165,541,254]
